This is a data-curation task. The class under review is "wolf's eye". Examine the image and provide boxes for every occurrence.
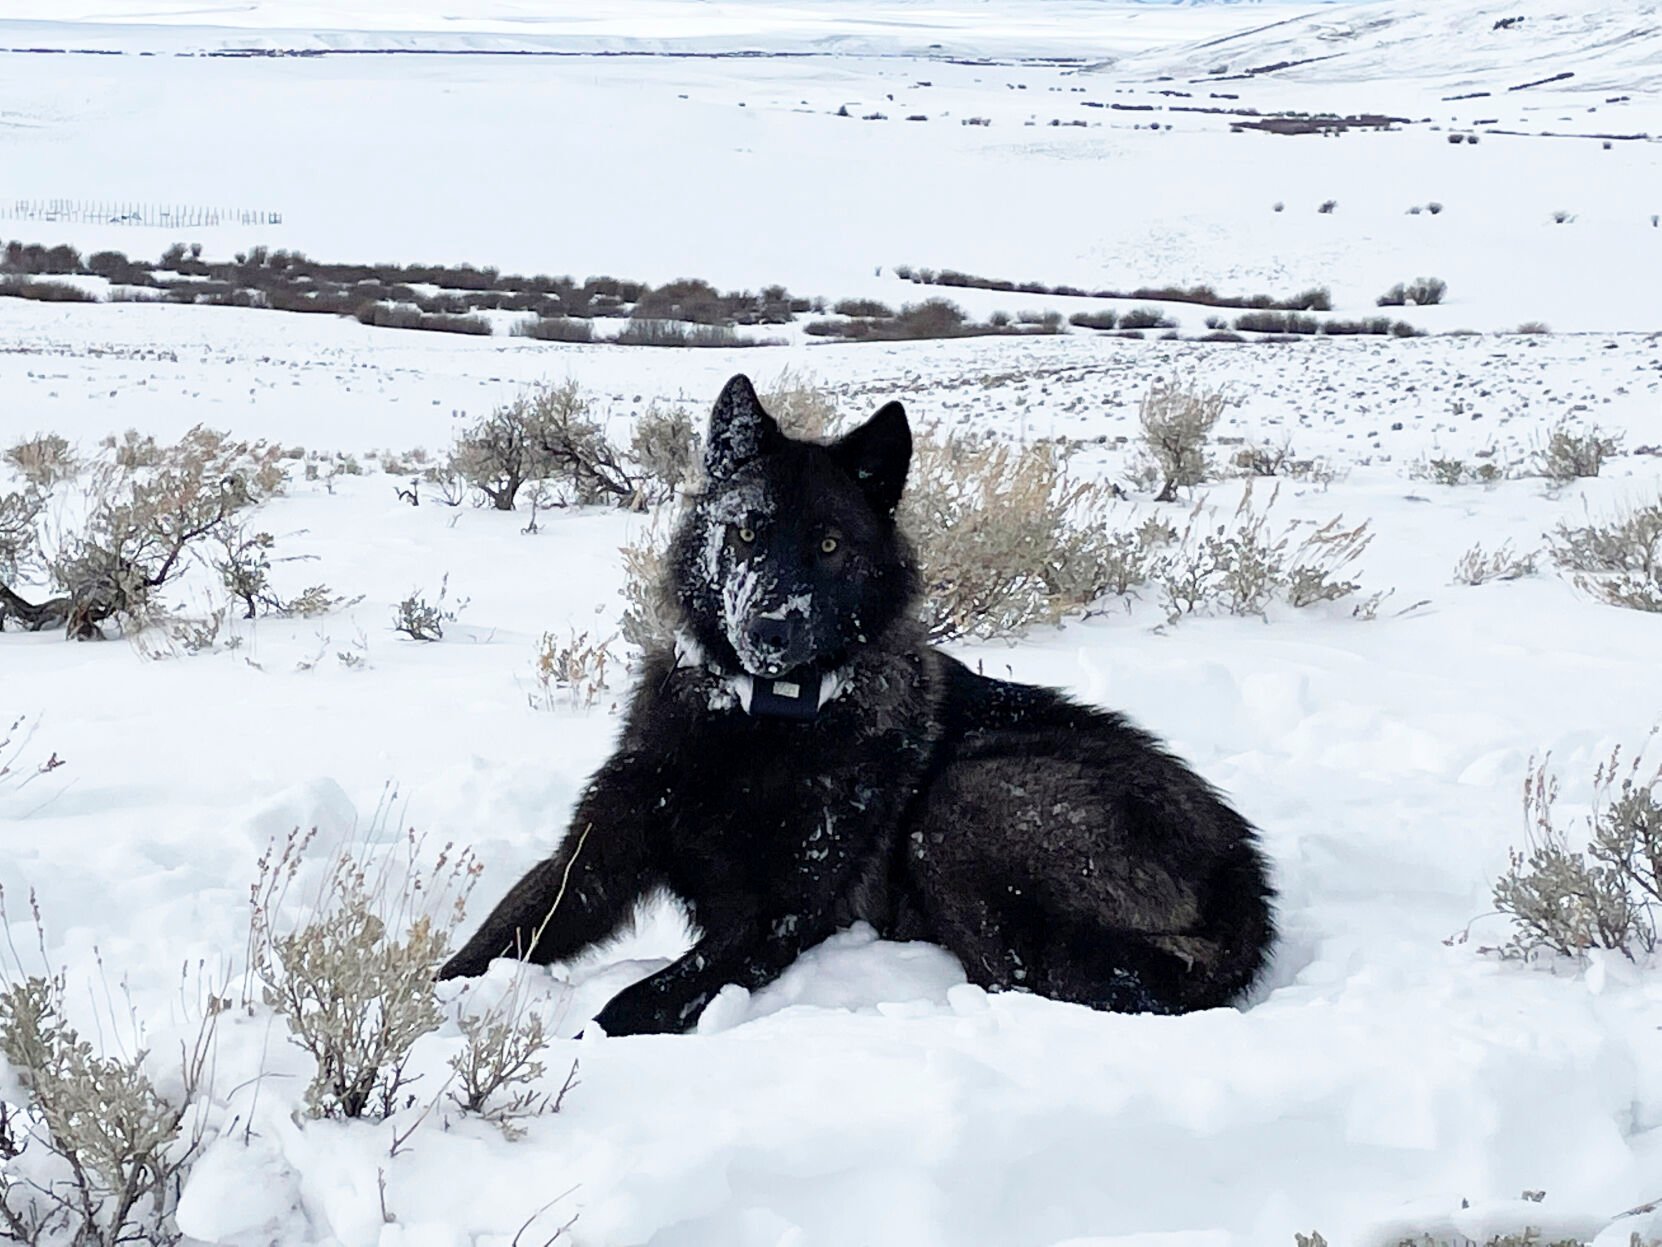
[737,525,756,544]
[820,536,840,555]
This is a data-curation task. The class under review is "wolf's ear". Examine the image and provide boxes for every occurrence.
[830,401,911,519]
[706,374,783,481]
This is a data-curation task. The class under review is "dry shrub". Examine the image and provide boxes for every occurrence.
[539,381,635,506]
[530,629,618,710]
[1233,311,1320,335]
[452,381,684,512]
[902,436,1150,641]
[832,298,893,318]
[513,317,594,343]
[451,384,577,511]
[1,427,290,639]
[1532,420,1621,482]
[212,527,352,620]
[4,435,77,490]
[376,447,431,478]
[891,299,967,339]
[614,320,752,348]
[1548,496,1662,612]
[1377,277,1446,306]
[0,278,95,303]
[1408,456,1503,486]
[759,369,842,440]
[627,404,699,504]
[618,521,676,653]
[901,438,1370,635]
[0,892,218,1246]
[1452,541,1538,585]
[356,304,492,335]
[1230,440,1337,487]
[393,575,467,641]
[1119,307,1174,331]
[448,977,576,1140]
[1136,377,1228,501]
[420,462,468,508]
[1493,745,1662,960]
[0,489,44,589]
[248,829,480,1120]
[1069,310,1120,331]
[1152,482,1373,622]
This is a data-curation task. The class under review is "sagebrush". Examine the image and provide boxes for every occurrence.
[248,829,480,1119]
[393,575,467,641]
[1492,745,1662,960]
[0,891,217,1246]
[1151,482,1375,623]
[1548,497,1662,611]
[0,426,301,639]
[450,381,695,511]
[1532,420,1621,483]
[903,435,1138,640]
[1135,377,1228,502]
[448,976,577,1140]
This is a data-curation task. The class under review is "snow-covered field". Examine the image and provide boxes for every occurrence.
[3,2,1662,1245]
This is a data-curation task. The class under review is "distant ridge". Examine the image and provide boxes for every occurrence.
[1124,0,1662,92]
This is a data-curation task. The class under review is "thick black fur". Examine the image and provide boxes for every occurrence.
[440,375,1275,1034]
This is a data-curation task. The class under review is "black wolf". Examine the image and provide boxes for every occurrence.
[440,375,1274,1034]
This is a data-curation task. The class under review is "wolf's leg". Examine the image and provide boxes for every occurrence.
[588,920,804,1036]
[439,798,656,980]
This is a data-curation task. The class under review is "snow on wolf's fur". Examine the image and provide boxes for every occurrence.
[698,478,810,675]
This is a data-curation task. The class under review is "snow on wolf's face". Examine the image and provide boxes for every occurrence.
[670,375,917,679]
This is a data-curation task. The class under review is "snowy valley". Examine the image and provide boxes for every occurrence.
[1,1,1661,1245]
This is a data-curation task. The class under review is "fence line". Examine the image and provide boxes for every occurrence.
[1,199,283,227]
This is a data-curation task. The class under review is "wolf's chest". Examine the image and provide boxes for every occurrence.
[645,715,892,880]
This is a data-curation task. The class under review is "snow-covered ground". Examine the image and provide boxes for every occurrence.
[3,2,1662,1245]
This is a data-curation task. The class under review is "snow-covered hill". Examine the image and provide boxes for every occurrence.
[1128,0,1662,93]
[0,1,1321,59]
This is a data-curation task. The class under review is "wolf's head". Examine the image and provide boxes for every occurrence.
[668,374,917,681]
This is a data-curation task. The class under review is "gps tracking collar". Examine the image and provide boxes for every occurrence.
[675,634,850,721]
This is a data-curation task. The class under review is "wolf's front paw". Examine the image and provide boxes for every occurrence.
[589,995,661,1037]
[591,982,703,1037]
[436,949,483,981]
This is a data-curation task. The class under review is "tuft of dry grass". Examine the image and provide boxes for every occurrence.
[617,516,677,654]
[1452,541,1538,585]
[530,630,618,710]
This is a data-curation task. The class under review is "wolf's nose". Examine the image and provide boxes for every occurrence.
[748,619,791,657]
